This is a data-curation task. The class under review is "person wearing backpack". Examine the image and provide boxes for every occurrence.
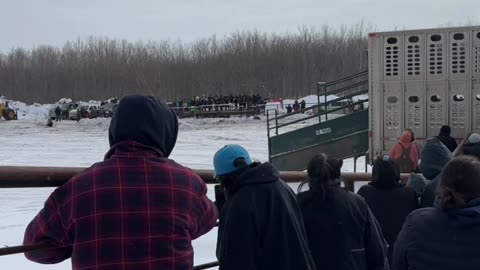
[389,131,419,173]
[297,154,389,270]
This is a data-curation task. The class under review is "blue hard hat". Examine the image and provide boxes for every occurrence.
[213,144,253,176]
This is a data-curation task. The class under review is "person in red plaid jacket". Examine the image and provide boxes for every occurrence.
[23,95,218,270]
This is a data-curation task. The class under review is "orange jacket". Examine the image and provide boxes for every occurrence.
[389,131,419,172]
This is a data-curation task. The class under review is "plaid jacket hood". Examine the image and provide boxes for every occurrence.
[108,95,179,157]
[24,141,218,270]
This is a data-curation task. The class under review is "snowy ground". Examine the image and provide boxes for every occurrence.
[0,115,369,269]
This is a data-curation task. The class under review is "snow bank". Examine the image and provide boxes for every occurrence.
[0,97,116,122]
[57,98,72,104]
[0,97,52,121]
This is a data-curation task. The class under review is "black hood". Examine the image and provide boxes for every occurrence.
[370,157,402,189]
[222,162,280,197]
[420,137,452,180]
[108,95,178,157]
[439,125,451,136]
[237,162,280,186]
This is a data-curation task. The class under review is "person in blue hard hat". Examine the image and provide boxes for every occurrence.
[213,144,316,270]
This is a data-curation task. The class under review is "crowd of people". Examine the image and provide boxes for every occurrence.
[23,95,480,270]
[171,93,266,111]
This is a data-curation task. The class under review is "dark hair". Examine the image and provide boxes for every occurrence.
[440,125,451,136]
[371,155,401,188]
[298,154,342,194]
[326,159,343,180]
[437,156,480,210]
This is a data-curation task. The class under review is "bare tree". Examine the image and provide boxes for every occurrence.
[0,23,371,103]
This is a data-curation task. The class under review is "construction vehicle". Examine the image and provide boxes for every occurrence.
[0,102,17,120]
[267,25,480,171]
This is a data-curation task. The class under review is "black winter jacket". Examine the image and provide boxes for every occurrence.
[420,176,439,208]
[358,157,419,265]
[297,182,389,270]
[393,198,480,270]
[436,134,457,152]
[216,162,316,270]
[357,183,418,265]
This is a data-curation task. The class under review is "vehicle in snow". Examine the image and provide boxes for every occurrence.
[49,102,79,120]
[0,101,17,120]
[69,105,100,120]
[97,102,118,117]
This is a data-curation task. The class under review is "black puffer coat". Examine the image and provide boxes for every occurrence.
[298,182,389,270]
[393,198,480,270]
[216,162,316,270]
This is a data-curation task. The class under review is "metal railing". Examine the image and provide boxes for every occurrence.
[0,242,219,270]
[170,104,266,118]
[0,166,412,188]
[266,72,368,137]
[0,166,410,268]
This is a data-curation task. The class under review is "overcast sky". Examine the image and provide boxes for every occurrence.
[0,0,478,52]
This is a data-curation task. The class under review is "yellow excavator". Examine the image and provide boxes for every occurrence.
[0,102,17,120]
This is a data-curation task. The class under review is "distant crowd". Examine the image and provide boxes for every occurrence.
[171,93,266,111]
[25,94,480,270]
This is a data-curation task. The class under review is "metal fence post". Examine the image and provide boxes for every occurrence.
[275,109,279,136]
[317,82,325,123]
[354,156,357,172]
[323,83,328,122]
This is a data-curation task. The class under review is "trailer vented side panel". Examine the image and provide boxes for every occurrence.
[369,26,480,163]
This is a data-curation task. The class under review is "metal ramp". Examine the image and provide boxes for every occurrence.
[267,71,369,171]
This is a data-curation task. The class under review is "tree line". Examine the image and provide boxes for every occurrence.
[0,24,369,104]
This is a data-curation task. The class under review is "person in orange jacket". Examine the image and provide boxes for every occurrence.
[389,131,419,173]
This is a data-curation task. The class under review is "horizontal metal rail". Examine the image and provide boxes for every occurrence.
[324,70,368,88]
[325,79,369,97]
[0,166,408,190]
[0,242,218,269]
[267,105,317,121]
[320,99,368,116]
[272,114,319,130]
[0,243,51,256]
